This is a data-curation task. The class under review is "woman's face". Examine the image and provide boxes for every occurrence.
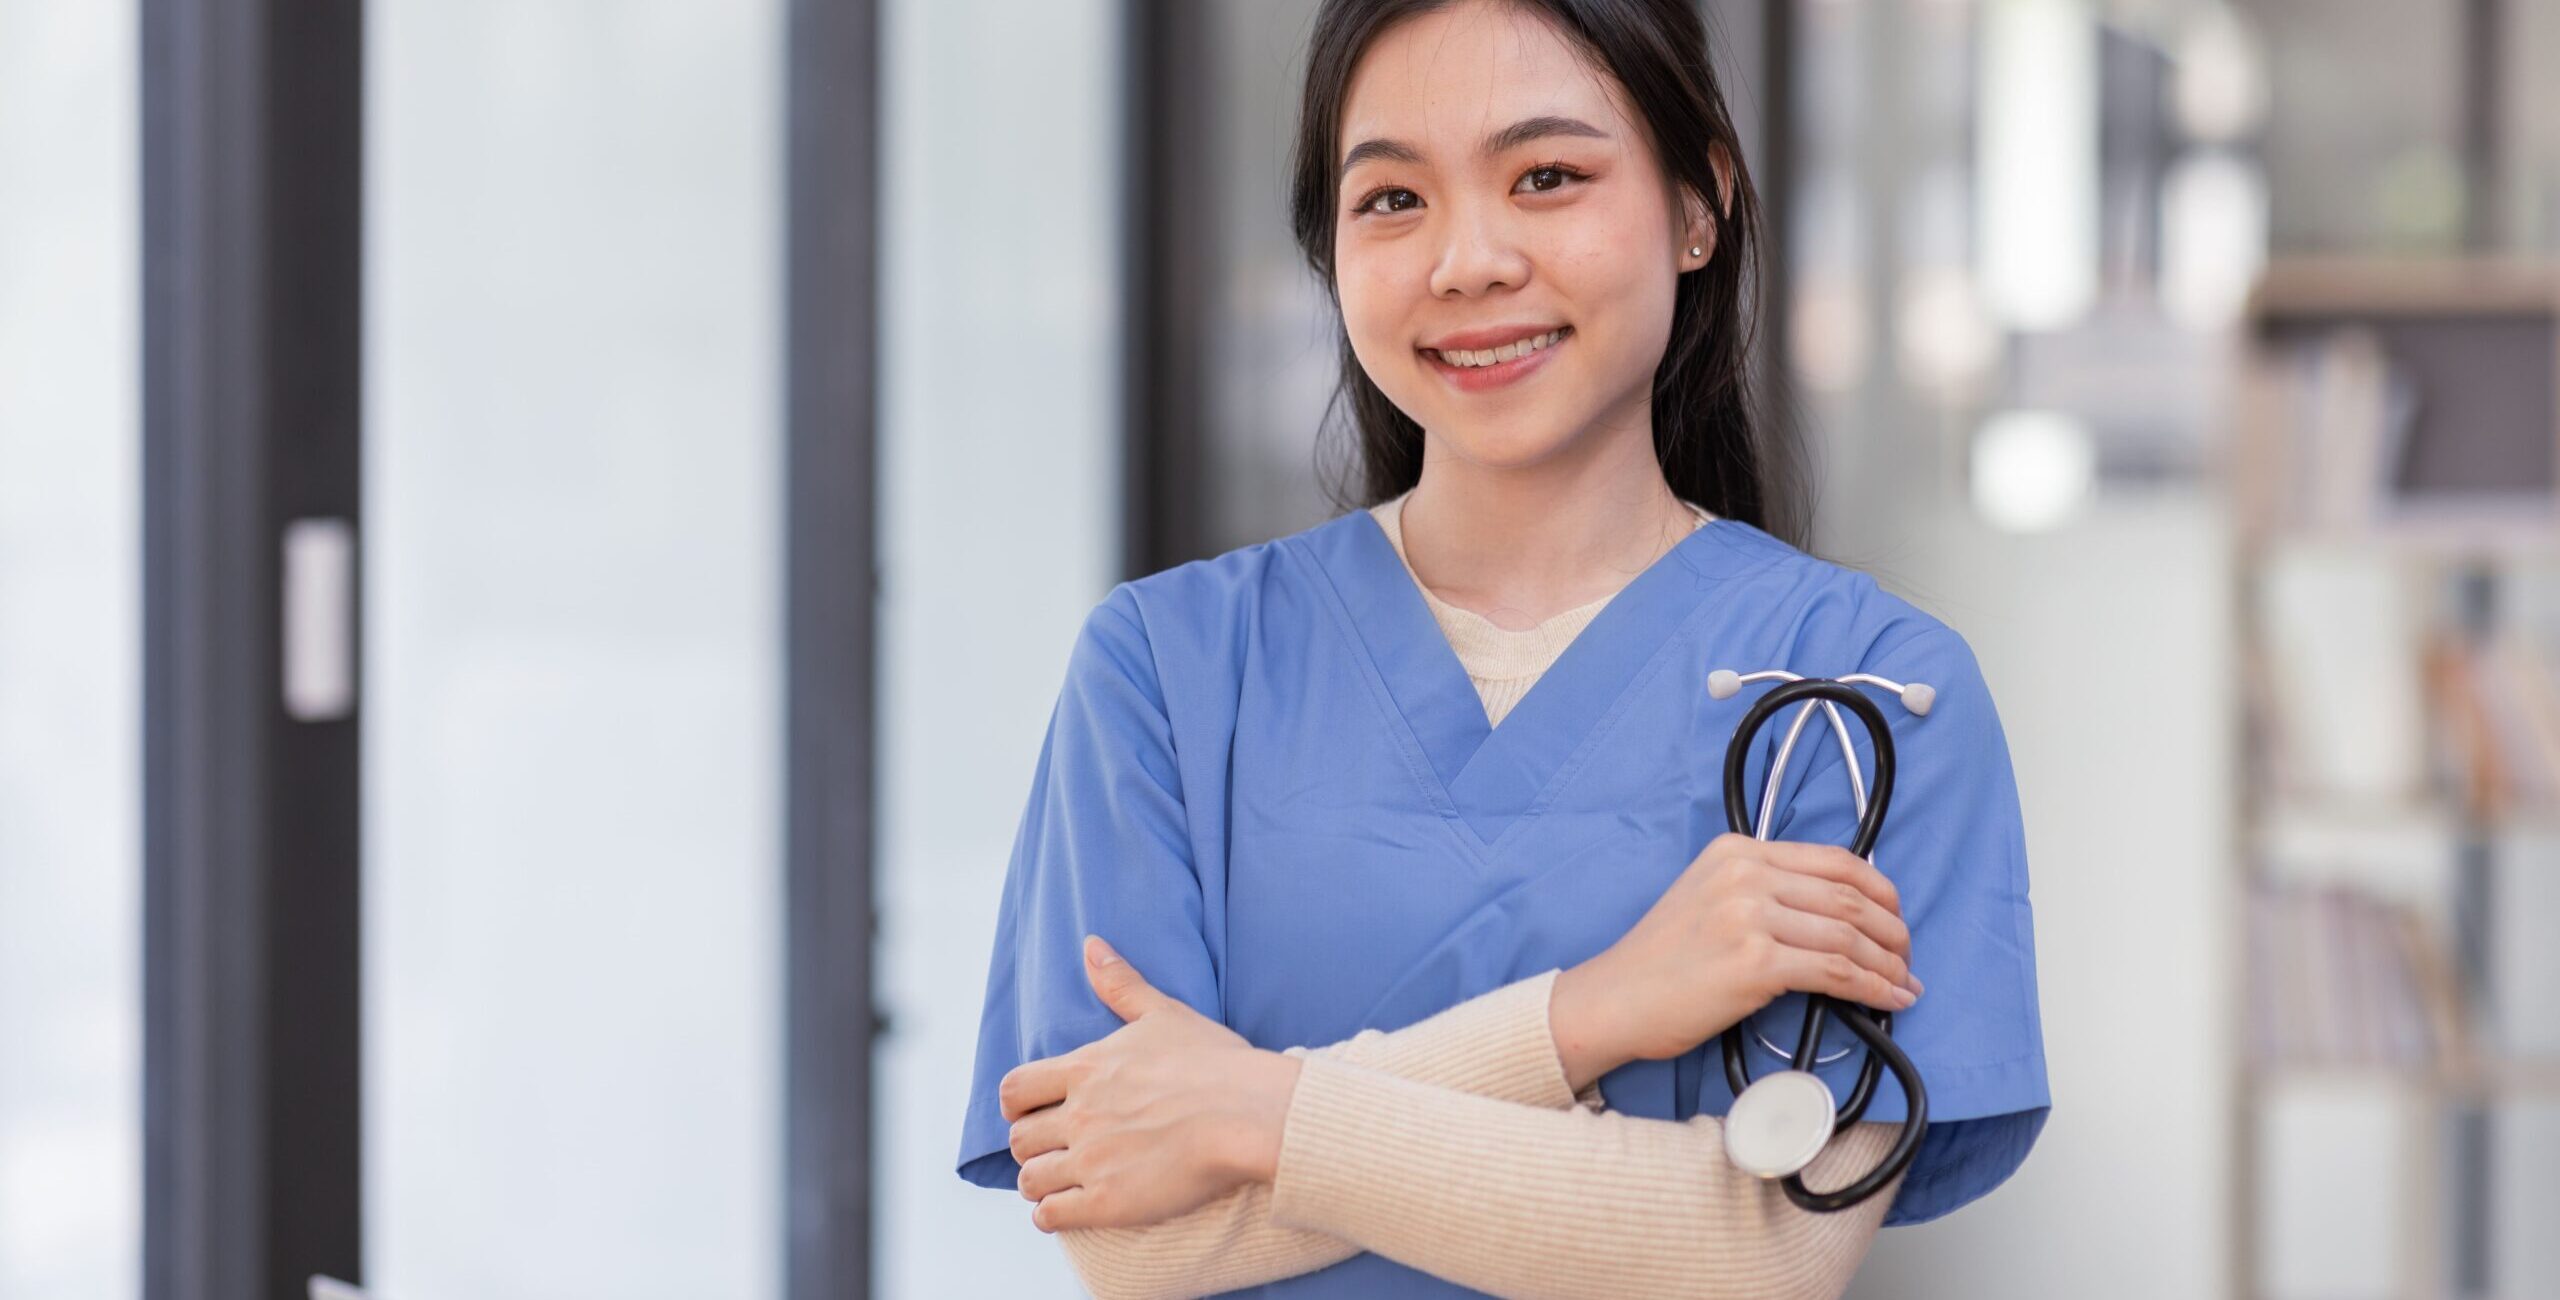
[1333,1,1715,470]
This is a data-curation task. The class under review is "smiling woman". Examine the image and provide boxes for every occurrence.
[955,1,2051,1297]
[1296,0,1804,559]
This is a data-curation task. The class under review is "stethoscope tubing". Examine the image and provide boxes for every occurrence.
[1716,676,1930,1212]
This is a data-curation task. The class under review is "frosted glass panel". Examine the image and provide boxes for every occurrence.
[0,1,141,1297]
[365,4,783,1296]
[874,0,1124,1295]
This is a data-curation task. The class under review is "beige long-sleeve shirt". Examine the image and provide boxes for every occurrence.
[1049,494,1904,1299]
[1373,490,1711,727]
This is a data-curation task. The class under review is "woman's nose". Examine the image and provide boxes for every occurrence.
[1427,206,1531,299]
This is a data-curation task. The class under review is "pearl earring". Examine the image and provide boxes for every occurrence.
[1689,245,1704,258]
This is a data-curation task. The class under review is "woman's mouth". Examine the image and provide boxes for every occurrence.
[1419,326,1571,393]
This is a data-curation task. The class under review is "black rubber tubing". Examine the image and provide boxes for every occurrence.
[1714,676,1929,1213]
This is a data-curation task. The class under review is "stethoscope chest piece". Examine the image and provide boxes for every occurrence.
[1723,1068,1838,1180]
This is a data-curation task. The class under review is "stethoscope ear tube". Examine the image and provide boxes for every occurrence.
[1720,677,1895,855]
[1714,676,1928,1213]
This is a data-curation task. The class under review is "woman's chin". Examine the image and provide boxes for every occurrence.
[1426,418,1585,471]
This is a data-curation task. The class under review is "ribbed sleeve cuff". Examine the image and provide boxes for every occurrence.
[1281,968,1576,1109]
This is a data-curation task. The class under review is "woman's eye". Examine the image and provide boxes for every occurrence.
[1350,166,1585,217]
[1516,164,1585,195]
[1353,187,1421,216]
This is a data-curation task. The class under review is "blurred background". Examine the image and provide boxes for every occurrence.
[3,0,2557,1297]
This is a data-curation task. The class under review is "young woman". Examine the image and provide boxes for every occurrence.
[957,1,2050,1295]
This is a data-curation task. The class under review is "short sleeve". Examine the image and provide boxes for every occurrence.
[1702,623,2051,1226]
[954,586,1224,1192]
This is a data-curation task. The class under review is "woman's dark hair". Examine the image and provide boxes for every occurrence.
[1291,0,1815,551]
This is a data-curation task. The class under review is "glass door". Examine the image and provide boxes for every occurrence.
[363,5,787,1294]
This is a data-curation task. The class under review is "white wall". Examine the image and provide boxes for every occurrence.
[873,2,1126,1295]
[1845,492,2234,1299]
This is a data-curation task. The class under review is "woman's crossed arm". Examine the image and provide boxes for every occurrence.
[1002,834,1920,1298]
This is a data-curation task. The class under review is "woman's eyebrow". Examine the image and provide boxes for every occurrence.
[1338,114,1611,179]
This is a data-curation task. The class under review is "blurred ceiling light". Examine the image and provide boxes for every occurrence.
[2160,148,2267,330]
[1791,271,1871,393]
[1978,0,2098,332]
[1897,265,1999,398]
[2171,5,2267,144]
[1971,408,2096,532]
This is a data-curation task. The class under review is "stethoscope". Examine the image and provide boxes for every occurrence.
[1704,666,1935,1213]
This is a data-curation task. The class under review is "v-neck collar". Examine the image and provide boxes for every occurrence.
[1372,495,1641,683]
[1296,504,1785,857]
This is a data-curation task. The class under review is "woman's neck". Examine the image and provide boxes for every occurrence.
[1394,428,1700,631]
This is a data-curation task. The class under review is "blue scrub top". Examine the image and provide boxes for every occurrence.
[958,508,2050,1295]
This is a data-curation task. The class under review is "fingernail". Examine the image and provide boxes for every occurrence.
[1904,972,1924,996]
[1087,935,1119,967]
[1892,985,1917,1008]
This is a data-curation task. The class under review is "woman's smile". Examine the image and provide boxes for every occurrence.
[1418,324,1573,393]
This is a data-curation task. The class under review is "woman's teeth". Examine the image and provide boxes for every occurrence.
[1429,327,1569,368]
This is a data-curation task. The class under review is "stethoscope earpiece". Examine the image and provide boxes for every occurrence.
[1710,666,1936,1212]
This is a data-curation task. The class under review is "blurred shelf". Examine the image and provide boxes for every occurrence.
[2226,253,2560,1298]
[2244,1057,2560,1101]
[2236,517,2560,562]
[2244,255,2560,320]
[2251,792,2560,838]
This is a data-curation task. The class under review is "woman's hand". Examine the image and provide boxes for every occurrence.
[1554,833,1921,1085]
[998,935,1303,1233]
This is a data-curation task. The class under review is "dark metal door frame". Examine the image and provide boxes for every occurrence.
[1121,0,1219,578]
[784,1,882,1297]
[142,1,365,1296]
[143,1,883,1296]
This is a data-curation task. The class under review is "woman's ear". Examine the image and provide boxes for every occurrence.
[1679,184,1716,268]
[1681,143,1737,269]
[1708,140,1736,221]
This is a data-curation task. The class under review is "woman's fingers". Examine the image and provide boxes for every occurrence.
[1745,837,1901,915]
[998,1056,1074,1122]
[1032,1186,1096,1234]
[1008,1105,1067,1164]
[1764,898,1915,993]
[1769,939,1918,1012]
[1768,871,1911,965]
[1017,1148,1078,1203]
